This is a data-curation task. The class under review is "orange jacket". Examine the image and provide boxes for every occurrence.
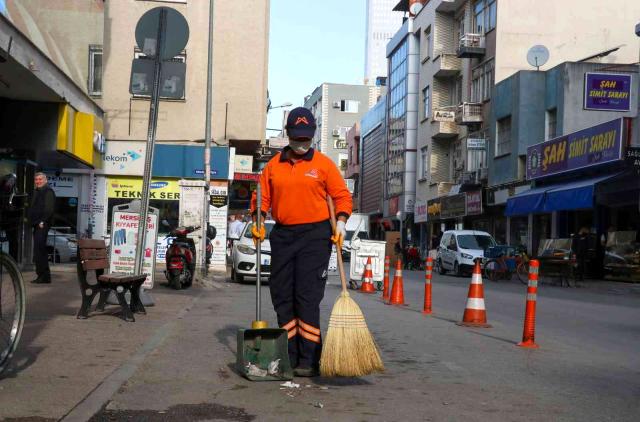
[250,148,352,225]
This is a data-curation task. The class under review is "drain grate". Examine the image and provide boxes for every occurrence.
[89,402,256,422]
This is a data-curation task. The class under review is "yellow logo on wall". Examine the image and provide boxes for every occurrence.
[107,177,180,200]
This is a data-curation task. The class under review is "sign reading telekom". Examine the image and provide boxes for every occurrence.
[526,118,624,180]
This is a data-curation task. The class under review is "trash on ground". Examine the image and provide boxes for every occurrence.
[280,381,300,389]
[314,402,324,408]
[268,359,281,375]
[245,363,267,377]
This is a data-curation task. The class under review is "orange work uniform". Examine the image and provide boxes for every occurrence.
[250,147,352,370]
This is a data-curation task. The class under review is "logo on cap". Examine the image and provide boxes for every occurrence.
[295,117,309,126]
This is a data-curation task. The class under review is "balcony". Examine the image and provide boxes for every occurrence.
[457,33,485,58]
[431,119,459,140]
[436,0,467,13]
[455,102,483,126]
[433,53,461,78]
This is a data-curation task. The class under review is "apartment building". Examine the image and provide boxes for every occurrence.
[410,0,640,250]
[304,83,383,173]
[364,0,404,85]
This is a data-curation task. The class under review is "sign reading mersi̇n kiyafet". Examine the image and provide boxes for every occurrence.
[526,118,624,180]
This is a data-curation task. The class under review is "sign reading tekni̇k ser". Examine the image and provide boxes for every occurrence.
[584,73,632,112]
[109,211,158,289]
[107,177,180,200]
[526,118,624,180]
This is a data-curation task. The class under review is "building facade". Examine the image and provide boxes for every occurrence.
[304,83,383,173]
[364,0,404,85]
[407,0,640,255]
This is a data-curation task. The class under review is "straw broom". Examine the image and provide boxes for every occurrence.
[320,196,384,377]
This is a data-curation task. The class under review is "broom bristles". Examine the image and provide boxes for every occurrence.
[320,291,384,377]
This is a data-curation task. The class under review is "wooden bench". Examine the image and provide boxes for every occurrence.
[76,239,147,322]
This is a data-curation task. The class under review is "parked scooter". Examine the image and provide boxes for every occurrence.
[163,222,216,290]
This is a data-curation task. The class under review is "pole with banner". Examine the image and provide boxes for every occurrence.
[131,7,189,304]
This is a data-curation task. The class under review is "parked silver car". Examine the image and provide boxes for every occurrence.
[47,229,77,263]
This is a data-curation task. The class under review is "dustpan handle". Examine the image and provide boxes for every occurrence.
[256,182,262,321]
[327,196,348,293]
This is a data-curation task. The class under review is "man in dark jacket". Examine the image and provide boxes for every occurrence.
[28,172,56,284]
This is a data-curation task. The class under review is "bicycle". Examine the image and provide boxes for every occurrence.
[483,247,530,285]
[0,250,26,374]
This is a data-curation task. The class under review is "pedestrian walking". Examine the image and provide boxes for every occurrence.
[250,107,352,377]
[28,172,56,284]
[571,227,590,281]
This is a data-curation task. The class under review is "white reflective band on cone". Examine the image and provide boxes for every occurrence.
[396,270,402,277]
[465,298,486,310]
[527,293,537,301]
[528,280,538,288]
[471,273,483,284]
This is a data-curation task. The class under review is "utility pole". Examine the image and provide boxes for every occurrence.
[201,0,215,276]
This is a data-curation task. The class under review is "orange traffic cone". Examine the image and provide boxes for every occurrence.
[388,259,406,305]
[457,260,491,328]
[360,257,377,294]
[518,259,540,348]
[423,257,433,315]
[382,256,391,301]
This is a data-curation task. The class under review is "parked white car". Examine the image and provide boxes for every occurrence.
[47,229,78,263]
[436,230,496,276]
[230,220,275,283]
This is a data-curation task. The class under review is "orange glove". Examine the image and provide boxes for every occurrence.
[251,223,266,246]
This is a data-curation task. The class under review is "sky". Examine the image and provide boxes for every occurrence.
[266,0,366,136]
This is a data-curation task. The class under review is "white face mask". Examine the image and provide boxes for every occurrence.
[289,139,312,155]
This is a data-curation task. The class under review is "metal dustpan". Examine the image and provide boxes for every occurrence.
[236,184,293,381]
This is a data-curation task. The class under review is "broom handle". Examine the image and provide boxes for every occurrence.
[327,196,348,293]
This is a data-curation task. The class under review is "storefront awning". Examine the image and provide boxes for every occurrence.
[504,186,550,216]
[543,174,620,212]
[505,173,622,216]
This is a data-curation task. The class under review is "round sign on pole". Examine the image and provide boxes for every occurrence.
[135,7,189,60]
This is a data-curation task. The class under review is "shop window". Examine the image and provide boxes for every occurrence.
[496,116,511,157]
[88,45,103,97]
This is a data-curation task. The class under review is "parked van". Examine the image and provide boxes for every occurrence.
[436,230,496,276]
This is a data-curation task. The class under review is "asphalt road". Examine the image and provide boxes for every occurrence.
[85,267,640,422]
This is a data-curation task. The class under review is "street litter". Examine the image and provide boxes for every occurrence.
[280,381,300,389]
[314,402,324,408]
[245,363,267,378]
[268,359,281,375]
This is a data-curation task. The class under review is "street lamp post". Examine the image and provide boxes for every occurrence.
[201,0,214,276]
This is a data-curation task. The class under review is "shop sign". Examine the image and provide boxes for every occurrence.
[440,194,466,220]
[209,181,228,266]
[234,172,260,181]
[626,146,640,175]
[414,198,428,223]
[427,200,441,219]
[107,177,180,200]
[109,211,158,289]
[334,139,348,149]
[526,118,623,180]
[45,173,78,198]
[466,191,482,215]
[584,73,632,111]
[389,196,399,216]
[433,109,455,122]
[234,155,253,173]
[104,141,146,175]
[467,138,486,150]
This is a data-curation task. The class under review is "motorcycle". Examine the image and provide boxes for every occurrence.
[163,222,216,290]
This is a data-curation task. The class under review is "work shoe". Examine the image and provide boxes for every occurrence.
[31,278,51,284]
[294,367,319,377]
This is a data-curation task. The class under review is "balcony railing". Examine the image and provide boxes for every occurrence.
[431,119,459,139]
[433,53,462,78]
[457,33,486,58]
[455,102,483,125]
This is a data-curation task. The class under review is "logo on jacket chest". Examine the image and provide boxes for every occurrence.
[305,168,319,179]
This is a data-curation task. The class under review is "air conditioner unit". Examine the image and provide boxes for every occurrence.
[332,101,341,109]
[332,129,340,137]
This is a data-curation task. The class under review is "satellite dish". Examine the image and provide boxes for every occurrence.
[527,45,549,70]
[409,0,424,16]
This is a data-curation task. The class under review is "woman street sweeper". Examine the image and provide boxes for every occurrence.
[250,107,352,377]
